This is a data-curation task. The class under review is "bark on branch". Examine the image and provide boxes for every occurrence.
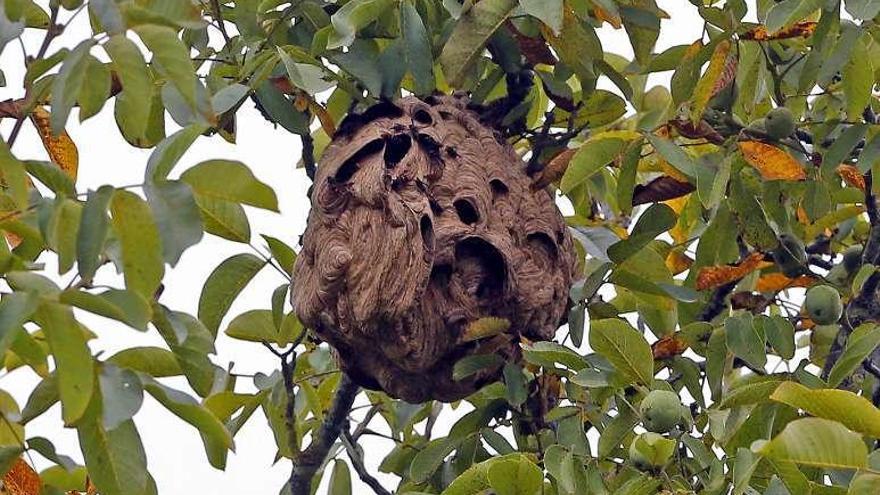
[288,373,360,495]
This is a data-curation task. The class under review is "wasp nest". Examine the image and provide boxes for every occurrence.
[291,95,577,402]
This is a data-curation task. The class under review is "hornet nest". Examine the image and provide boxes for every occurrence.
[291,95,577,402]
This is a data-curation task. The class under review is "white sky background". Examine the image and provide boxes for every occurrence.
[0,2,754,493]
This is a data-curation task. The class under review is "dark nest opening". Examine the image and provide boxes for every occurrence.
[291,95,577,402]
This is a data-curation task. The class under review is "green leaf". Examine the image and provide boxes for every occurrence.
[261,235,296,274]
[225,310,280,343]
[522,341,588,370]
[725,312,766,370]
[24,160,75,197]
[410,438,459,483]
[462,317,511,342]
[759,417,867,470]
[145,124,207,181]
[198,253,266,336]
[645,134,697,178]
[607,203,676,263]
[845,0,880,19]
[758,315,795,360]
[144,180,203,266]
[104,35,151,142]
[560,137,629,193]
[519,0,562,34]
[327,0,395,49]
[765,0,823,34]
[134,24,198,108]
[438,0,518,87]
[193,193,251,243]
[277,49,335,96]
[21,375,58,424]
[487,455,543,495]
[110,190,164,299]
[400,1,434,96]
[59,288,151,331]
[107,347,182,377]
[0,292,37,359]
[452,354,504,380]
[842,38,873,121]
[151,305,216,397]
[329,459,352,495]
[34,302,94,425]
[77,185,114,283]
[50,39,95,133]
[98,364,144,430]
[0,445,23,476]
[180,160,278,211]
[77,55,111,122]
[142,378,233,469]
[502,363,528,407]
[77,399,150,495]
[588,318,654,385]
[828,324,880,388]
[253,82,309,134]
[89,0,125,34]
[771,382,880,438]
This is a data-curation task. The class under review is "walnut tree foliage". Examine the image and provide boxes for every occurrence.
[0,0,880,494]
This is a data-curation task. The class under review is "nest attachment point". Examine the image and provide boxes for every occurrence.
[291,95,577,402]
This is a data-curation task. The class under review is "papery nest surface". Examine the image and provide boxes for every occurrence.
[291,95,578,402]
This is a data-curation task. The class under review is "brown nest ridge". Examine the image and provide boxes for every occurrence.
[291,95,577,402]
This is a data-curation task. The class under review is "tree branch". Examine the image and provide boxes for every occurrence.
[289,373,360,495]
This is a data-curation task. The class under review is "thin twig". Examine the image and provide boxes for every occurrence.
[340,430,393,495]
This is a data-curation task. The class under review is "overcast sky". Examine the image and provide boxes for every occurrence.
[0,1,721,493]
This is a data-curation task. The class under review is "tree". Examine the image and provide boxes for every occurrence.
[0,0,879,494]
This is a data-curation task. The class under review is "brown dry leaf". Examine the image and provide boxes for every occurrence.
[632,175,695,206]
[796,205,810,224]
[269,75,295,94]
[293,92,309,112]
[837,164,865,191]
[3,458,41,495]
[695,252,772,290]
[741,21,817,40]
[507,21,556,66]
[652,336,689,359]
[533,148,575,190]
[730,292,770,312]
[665,249,694,275]
[309,100,336,137]
[29,107,78,180]
[755,273,815,292]
[738,141,806,181]
[593,6,622,28]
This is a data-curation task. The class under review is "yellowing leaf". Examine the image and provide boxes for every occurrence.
[3,458,41,495]
[593,6,621,29]
[803,205,866,240]
[738,141,806,181]
[695,252,772,290]
[29,107,78,180]
[771,381,880,438]
[691,40,733,121]
[755,273,815,292]
[462,317,511,342]
[759,417,867,470]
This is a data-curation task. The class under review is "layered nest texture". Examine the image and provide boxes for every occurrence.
[291,95,577,402]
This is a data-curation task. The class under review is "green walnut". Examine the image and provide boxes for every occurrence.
[764,107,796,140]
[842,245,863,273]
[640,390,682,433]
[772,234,807,278]
[629,432,675,471]
[804,285,843,325]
